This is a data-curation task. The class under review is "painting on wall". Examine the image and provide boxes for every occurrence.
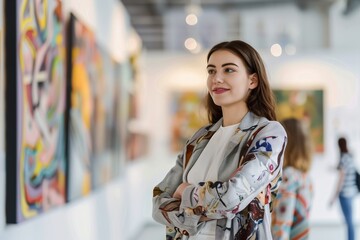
[66,14,94,201]
[110,61,124,177]
[123,54,149,161]
[90,47,118,188]
[170,91,207,152]
[125,93,149,161]
[274,89,324,153]
[5,0,67,223]
[67,14,121,196]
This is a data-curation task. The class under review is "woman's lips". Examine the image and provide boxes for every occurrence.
[213,88,229,94]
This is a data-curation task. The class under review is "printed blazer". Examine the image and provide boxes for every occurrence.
[153,112,287,240]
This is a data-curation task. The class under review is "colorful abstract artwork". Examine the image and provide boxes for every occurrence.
[123,54,149,161]
[66,15,94,200]
[5,0,66,223]
[125,91,148,161]
[90,48,118,188]
[170,91,207,152]
[67,14,121,196]
[274,89,324,153]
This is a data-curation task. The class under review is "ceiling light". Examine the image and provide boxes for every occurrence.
[186,14,198,25]
[184,38,197,51]
[270,44,282,57]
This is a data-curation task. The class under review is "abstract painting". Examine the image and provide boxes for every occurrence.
[274,89,324,153]
[66,14,94,200]
[5,0,66,223]
[90,47,117,188]
[170,91,207,152]
[67,14,121,196]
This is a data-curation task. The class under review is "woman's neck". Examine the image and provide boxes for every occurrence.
[222,103,249,127]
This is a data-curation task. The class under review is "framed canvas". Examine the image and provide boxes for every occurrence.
[170,91,207,152]
[66,14,95,200]
[66,14,121,196]
[90,47,117,188]
[273,89,324,153]
[5,0,67,223]
[110,61,124,177]
[123,54,150,161]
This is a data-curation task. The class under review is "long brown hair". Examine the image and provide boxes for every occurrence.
[205,40,276,123]
[282,118,312,173]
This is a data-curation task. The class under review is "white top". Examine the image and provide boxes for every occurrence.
[187,123,239,239]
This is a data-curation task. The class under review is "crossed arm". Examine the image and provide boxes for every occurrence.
[152,121,287,234]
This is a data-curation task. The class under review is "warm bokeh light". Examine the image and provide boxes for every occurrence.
[270,43,282,57]
[184,38,197,51]
[185,14,198,25]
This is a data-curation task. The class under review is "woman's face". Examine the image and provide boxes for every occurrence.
[207,50,258,109]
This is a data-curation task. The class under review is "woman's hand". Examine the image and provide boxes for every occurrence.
[173,182,191,199]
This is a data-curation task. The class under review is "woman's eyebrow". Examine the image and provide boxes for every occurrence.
[206,63,238,68]
[222,63,238,67]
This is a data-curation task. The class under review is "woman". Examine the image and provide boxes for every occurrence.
[272,118,313,240]
[152,40,287,240]
[330,137,357,240]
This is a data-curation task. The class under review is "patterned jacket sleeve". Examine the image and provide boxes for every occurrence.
[179,121,287,219]
[152,128,208,235]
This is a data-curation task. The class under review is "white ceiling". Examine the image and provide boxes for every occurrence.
[120,0,359,50]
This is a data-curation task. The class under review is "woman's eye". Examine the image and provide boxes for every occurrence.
[207,69,215,74]
[225,68,235,73]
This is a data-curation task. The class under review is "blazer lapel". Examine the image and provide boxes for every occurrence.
[183,119,222,181]
[222,112,260,161]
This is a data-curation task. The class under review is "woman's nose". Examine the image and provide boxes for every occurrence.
[213,73,223,83]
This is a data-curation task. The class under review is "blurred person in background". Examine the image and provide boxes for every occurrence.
[329,137,357,240]
[152,40,287,240]
[272,118,313,240]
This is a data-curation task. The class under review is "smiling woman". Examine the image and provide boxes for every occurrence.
[152,40,287,240]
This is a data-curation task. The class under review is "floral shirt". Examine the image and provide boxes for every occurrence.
[272,167,313,240]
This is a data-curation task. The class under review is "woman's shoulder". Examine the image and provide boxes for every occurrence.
[256,117,287,138]
[283,166,310,184]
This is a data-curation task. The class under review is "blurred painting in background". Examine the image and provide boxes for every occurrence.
[274,89,324,153]
[67,14,122,198]
[125,52,149,161]
[5,0,66,223]
[66,14,95,201]
[170,91,207,152]
[90,47,120,189]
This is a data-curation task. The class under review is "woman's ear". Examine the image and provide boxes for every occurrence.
[249,73,259,89]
